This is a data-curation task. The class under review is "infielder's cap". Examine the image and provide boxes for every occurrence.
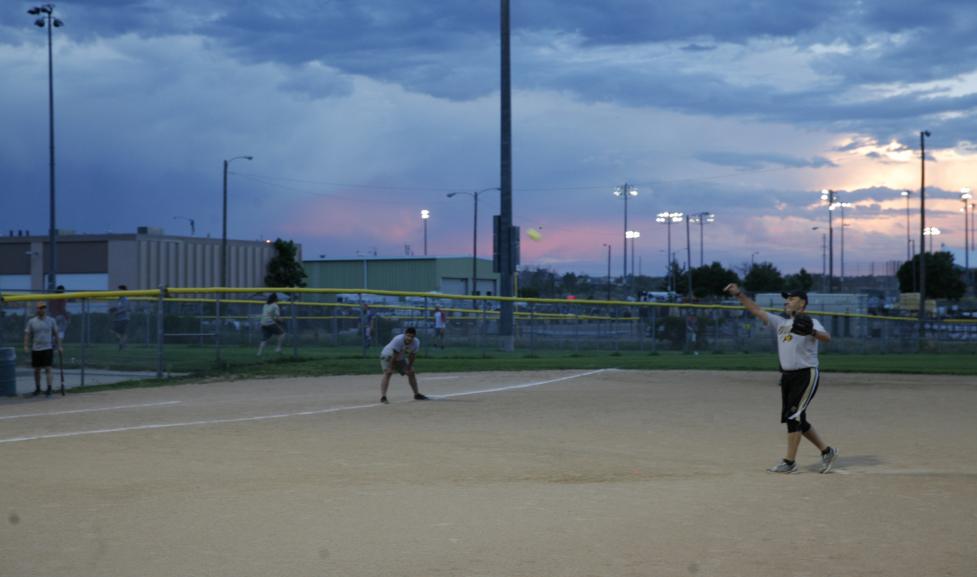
[781,290,808,304]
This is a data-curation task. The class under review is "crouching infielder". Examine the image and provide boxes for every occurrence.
[379,327,428,403]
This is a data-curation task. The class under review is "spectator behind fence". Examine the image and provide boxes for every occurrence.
[110,285,130,351]
[48,285,70,342]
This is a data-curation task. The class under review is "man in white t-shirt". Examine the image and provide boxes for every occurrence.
[378,327,428,404]
[23,302,62,397]
[724,284,839,474]
[433,306,447,349]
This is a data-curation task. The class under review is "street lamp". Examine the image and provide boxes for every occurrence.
[613,183,639,281]
[172,216,195,236]
[222,155,253,288]
[751,251,760,268]
[420,209,430,256]
[28,4,63,292]
[656,211,683,293]
[602,243,612,300]
[688,212,715,268]
[447,187,500,296]
[923,227,941,253]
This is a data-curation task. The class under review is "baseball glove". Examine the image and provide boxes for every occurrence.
[790,314,814,336]
[394,359,408,376]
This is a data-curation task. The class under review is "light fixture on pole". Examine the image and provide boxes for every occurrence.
[221,155,253,289]
[656,211,684,293]
[688,212,715,268]
[613,184,639,281]
[420,209,430,256]
[602,243,612,301]
[923,227,941,253]
[447,187,500,296]
[28,4,63,292]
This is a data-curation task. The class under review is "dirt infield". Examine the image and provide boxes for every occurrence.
[1,369,975,577]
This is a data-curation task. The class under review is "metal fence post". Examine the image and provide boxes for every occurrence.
[215,289,223,365]
[156,286,165,378]
[650,306,657,354]
[529,302,536,354]
[291,293,298,359]
[80,298,88,387]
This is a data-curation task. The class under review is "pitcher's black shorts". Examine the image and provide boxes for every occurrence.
[780,367,820,432]
[31,349,54,368]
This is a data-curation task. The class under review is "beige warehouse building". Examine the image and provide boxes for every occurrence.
[0,227,292,292]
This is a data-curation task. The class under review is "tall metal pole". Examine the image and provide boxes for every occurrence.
[499,0,514,343]
[904,191,911,262]
[603,244,611,300]
[666,220,672,293]
[472,194,478,295]
[623,186,629,280]
[685,215,693,299]
[221,159,228,289]
[698,218,705,267]
[28,5,62,292]
[840,204,846,290]
[919,131,930,330]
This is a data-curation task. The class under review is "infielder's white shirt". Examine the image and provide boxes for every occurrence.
[381,334,420,358]
[767,314,825,370]
[434,311,446,329]
[260,303,280,326]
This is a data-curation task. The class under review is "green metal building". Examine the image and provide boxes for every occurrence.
[303,257,499,296]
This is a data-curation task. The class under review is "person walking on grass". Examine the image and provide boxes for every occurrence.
[257,293,286,356]
[24,302,62,397]
[724,284,839,474]
[379,327,428,404]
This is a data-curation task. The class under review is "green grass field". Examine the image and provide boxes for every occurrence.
[58,341,977,393]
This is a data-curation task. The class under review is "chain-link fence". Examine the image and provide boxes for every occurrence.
[2,287,976,391]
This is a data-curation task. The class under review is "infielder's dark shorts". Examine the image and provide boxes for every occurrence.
[31,349,54,369]
[261,323,284,341]
[112,319,129,335]
[779,367,820,432]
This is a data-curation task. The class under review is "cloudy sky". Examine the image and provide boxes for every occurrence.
[3,0,976,278]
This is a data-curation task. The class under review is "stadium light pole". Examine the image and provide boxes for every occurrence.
[28,4,63,292]
[919,130,930,330]
[961,188,972,279]
[613,183,639,281]
[837,202,854,290]
[684,216,694,299]
[420,209,430,256]
[656,211,684,293]
[923,227,941,254]
[626,230,640,296]
[222,155,253,288]
[447,187,499,296]
[820,189,839,293]
[901,190,912,263]
[812,226,826,290]
[689,212,715,268]
[602,243,612,300]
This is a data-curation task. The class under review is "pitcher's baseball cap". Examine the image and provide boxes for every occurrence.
[781,290,808,304]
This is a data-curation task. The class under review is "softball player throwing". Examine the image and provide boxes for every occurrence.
[725,284,839,474]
